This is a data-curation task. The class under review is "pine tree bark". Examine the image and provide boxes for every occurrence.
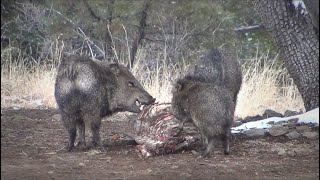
[251,0,319,111]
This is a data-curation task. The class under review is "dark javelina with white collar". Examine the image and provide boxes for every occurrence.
[55,54,155,151]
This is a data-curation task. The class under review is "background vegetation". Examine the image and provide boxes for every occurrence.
[1,0,304,118]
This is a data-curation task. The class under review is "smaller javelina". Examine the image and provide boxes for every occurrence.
[171,78,235,157]
[55,54,155,151]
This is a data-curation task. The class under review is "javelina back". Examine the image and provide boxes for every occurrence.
[171,78,235,157]
[54,54,155,151]
[185,48,242,103]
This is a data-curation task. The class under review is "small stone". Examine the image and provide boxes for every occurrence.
[79,163,86,167]
[51,114,61,121]
[287,151,296,157]
[274,120,287,125]
[180,172,192,178]
[302,132,319,139]
[171,165,179,169]
[232,121,242,127]
[287,118,299,123]
[284,110,301,117]
[296,126,312,133]
[147,168,152,173]
[315,144,319,150]
[244,129,267,138]
[268,126,289,136]
[285,131,301,139]
[263,109,283,118]
[277,148,286,156]
[48,170,54,175]
[86,149,100,156]
[243,115,264,123]
[49,164,56,168]
[267,121,275,125]
[191,150,199,155]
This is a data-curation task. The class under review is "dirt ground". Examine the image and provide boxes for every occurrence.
[1,108,319,180]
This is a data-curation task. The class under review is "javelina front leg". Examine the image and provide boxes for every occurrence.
[201,137,215,157]
[178,117,191,130]
[222,129,231,155]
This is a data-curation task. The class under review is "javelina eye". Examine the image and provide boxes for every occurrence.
[128,81,135,87]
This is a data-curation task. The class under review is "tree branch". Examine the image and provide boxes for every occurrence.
[130,0,152,68]
[234,24,264,33]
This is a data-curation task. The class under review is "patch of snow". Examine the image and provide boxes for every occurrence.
[296,108,319,124]
[292,0,308,14]
[231,108,319,134]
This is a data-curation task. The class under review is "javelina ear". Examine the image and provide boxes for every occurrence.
[109,63,120,75]
[172,80,183,93]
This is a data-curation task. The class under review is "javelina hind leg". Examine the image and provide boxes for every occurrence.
[222,129,231,155]
[61,113,77,151]
[90,116,103,150]
[76,120,86,149]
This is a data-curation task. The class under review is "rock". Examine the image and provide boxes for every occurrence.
[86,149,100,156]
[287,151,296,157]
[263,109,283,118]
[191,150,199,155]
[79,163,86,167]
[287,118,299,123]
[232,121,242,127]
[296,125,312,133]
[315,144,319,150]
[243,129,267,138]
[285,131,301,139]
[171,165,179,169]
[242,115,264,123]
[51,114,61,121]
[48,170,54,175]
[180,172,192,178]
[268,126,289,136]
[274,120,287,125]
[302,132,319,139]
[277,148,286,156]
[267,121,275,125]
[284,110,302,117]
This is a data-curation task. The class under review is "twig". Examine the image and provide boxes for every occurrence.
[234,24,264,33]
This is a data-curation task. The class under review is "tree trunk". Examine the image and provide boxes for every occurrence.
[251,0,319,111]
[130,0,152,68]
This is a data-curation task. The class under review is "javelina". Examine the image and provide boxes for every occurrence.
[54,54,155,151]
[185,48,242,104]
[171,78,235,157]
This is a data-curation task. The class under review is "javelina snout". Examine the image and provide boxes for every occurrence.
[171,78,235,157]
[54,54,155,151]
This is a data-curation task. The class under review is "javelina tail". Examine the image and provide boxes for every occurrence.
[58,53,79,80]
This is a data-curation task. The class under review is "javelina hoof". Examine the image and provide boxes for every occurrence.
[200,150,211,158]
[87,142,106,152]
[66,144,74,152]
[76,141,88,151]
[224,150,230,155]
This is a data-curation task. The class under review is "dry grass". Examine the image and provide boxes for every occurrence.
[235,54,304,118]
[1,44,304,118]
